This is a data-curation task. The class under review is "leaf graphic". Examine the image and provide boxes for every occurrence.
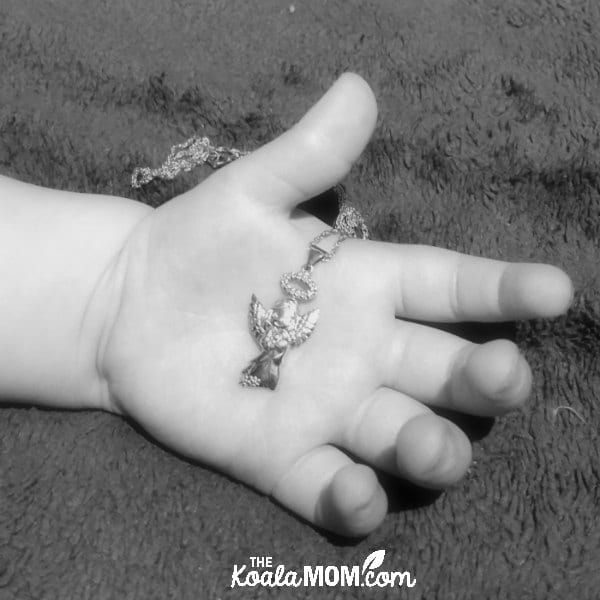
[362,550,385,574]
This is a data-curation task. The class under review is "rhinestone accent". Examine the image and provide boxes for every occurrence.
[240,373,261,388]
[280,270,317,302]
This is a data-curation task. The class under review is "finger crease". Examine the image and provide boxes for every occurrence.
[343,393,378,451]
[449,265,462,321]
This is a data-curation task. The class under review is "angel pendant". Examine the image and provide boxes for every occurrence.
[240,294,319,390]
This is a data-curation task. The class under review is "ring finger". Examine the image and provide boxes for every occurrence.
[340,386,472,487]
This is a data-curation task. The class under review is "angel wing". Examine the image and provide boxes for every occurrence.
[289,308,320,346]
[248,294,268,343]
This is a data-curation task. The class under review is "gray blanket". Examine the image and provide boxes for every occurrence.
[1,1,598,598]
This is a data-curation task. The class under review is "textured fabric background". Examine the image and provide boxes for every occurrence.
[1,1,599,599]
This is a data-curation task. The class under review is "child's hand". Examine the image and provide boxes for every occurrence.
[95,74,572,536]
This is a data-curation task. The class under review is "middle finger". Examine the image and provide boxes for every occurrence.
[377,319,532,416]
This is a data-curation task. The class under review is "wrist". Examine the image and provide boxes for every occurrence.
[83,237,137,415]
[0,176,152,411]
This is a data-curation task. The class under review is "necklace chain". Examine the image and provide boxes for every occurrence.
[130,134,369,243]
[130,133,369,390]
[131,136,248,189]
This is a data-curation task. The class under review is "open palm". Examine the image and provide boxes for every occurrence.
[98,74,572,536]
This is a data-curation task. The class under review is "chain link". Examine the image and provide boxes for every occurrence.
[130,134,369,241]
[131,136,248,188]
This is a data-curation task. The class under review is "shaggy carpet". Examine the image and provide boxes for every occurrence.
[1,1,599,598]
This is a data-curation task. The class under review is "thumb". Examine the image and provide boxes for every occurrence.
[214,72,377,213]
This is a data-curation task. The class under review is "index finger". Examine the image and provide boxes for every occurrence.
[338,241,574,322]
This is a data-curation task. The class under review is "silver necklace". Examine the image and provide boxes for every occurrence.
[131,134,369,390]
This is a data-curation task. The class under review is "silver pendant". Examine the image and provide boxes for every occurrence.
[239,195,369,391]
[240,294,319,389]
[130,142,368,391]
